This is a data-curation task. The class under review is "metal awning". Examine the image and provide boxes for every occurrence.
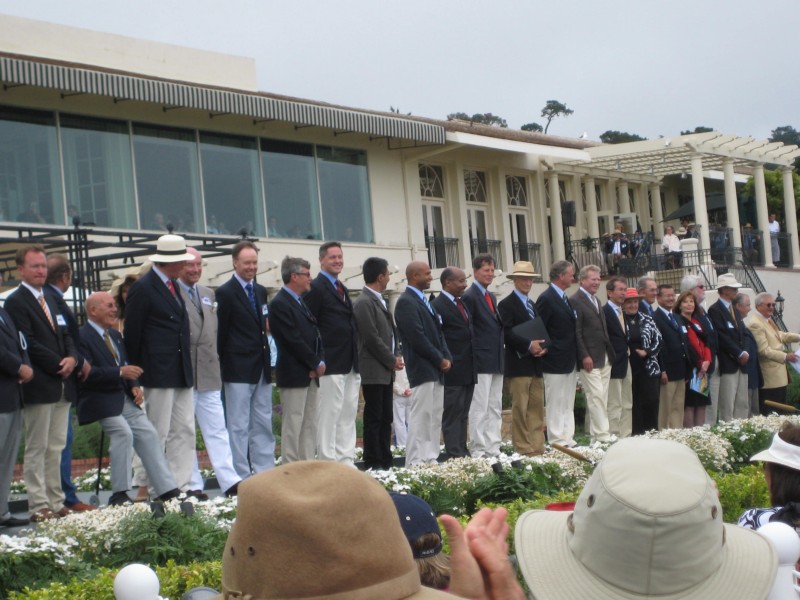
[662,194,729,221]
[0,54,446,144]
[557,132,800,177]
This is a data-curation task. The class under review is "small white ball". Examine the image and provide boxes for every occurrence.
[113,563,161,600]
[758,522,800,565]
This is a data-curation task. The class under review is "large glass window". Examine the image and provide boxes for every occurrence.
[464,169,487,203]
[317,146,373,243]
[0,107,62,225]
[60,114,136,229]
[261,139,321,240]
[133,124,203,233]
[200,133,264,236]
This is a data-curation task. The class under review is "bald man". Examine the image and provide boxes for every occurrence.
[394,261,451,466]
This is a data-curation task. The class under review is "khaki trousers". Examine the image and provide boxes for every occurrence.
[607,369,633,438]
[23,397,70,512]
[280,386,319,464]
[580,363,613,443]
[509,376,545,454]
[658,380,686,429]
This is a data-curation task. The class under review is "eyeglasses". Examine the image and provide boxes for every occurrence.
[764,303,776,308]
[695,285,705,289]
[295,271,311,278]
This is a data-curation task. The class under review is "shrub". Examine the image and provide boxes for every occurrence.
[711,464,770,523]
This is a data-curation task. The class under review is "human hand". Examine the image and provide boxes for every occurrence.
[739,352,749,366]
[57,356,77,378]
[120,365,143,380]
[394,357,404,370]
[440,358,452,373]
[582,356,593,371]
[79,360,91,381]
[18,364,33,383]
[131,387,144,406]
[660,372,668,385]
[635,348,647,358]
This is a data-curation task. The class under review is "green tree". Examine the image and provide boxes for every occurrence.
[521,122,544,132]
[446,112,508,127]
[540,100,573,134]
[680,126,714,135]
[742,168,800,220]
[599,130,646,144]
[769,126,800,170]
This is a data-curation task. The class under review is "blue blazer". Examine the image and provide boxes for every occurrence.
[123,269,192,389]
[535,285,577,374]
[708,300,746,375]
[394,289,451,388]
[44,284,84,404]
[0,306,30,413]
[304,274,358,375]
[603,303,629,379]
[269,288,323,388]
[653,308,691,381]
[461,284,503,374]
[431,294,477,387]
[216,275,271,384]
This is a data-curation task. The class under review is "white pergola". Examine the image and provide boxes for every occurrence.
[557,132,800,268]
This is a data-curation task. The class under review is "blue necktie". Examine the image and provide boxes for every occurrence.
[245,283,258,316]
[526,299,536,319]
[422,295,434,315]
[669,312,678,329]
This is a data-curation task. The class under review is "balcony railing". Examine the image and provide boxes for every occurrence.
[512,242,543,282]
[425,236,460,269]
[470,238,503,270]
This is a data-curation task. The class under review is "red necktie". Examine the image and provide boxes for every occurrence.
[166,279,177,297]
[484,291,495,314]
[455,297,468,322]
[336,280,345,301]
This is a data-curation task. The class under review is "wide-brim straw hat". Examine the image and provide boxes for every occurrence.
[515,438,776,600]
[507,261,538,278]
[676,227,688,236]
[751,431,800,471]
[716,272,742,290]
[149,234,194,263]
[213,461,457,600]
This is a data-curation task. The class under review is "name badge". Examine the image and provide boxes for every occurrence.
[573,310,578,319]
[56,314,67,327]
[681,325,687,333]
[437,313,443,325]
[726,322,734,329]
[201,296,212,306]
[262,304,269,316]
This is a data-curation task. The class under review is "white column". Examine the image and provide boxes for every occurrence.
[452,163,473,270]
[722,158,742,249]
[617,182,630,217]
[570,174,585,238]
[548,172,565,261]
[782,168,800,269]
[753,163,774,268]
[495,168,514,271]
[636,183,650,232]
[649,184,663,234]
[690,154,711,251]
[585,177,600,238]
[534,170,552,268]
[605,178,617,220]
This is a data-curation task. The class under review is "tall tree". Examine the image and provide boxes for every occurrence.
[521,122,544,133]
[599,130,646,144]
[540,100,573,134]
[680,126,714,135]
[446,112,507,127]
[769,126,800,170]
[742,168,800,220]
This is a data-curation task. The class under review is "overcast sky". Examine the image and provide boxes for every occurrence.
[2,0,797,141]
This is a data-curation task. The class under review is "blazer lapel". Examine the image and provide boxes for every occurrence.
[234,278,261,326]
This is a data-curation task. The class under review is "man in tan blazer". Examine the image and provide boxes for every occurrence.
[571,264,615,443]
[745,292,800,414]
[178,247,241,497]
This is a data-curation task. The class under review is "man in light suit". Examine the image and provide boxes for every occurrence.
[5,244,78,521]
[305,241,360,465]
[571,264,615,444]
[432,267,476,460]
[394,261,451,466]
[535,260,578,447]
[603,276,632,438]
[0,305,33,527]
[746,292,800,413]
[269,256,324,464]
[178,248,241,497]
[461,253,504,459]
[353,257,403,469]
[124,234,195,494]
[44,254,94,512]
[78,292,181,506]
[216,240,273,478]
[497,261,547,456]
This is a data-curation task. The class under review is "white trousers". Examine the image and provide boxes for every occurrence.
[316,370,361,465]
[543,371,578,447]
[393,392,412,447]
[280,386,319,464]
[607,368,633,438]
[406,381,444,466]
[189,389,240,493]
[468,373,503,458]
[704,369,721,425]
[580,364,613,443]
[718,371,750,422]
[224,376,274,479]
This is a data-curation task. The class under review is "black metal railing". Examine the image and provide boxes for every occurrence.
[512,242,543,282]
[470,238,503,270]
[567,237,609,276]
[772,232,792,268]
[425,236,460,270]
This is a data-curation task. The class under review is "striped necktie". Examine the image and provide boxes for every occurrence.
[38,295,55,331]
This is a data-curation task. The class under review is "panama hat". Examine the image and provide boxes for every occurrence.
[751,431,800,471]
[515,438,777,599]
[214,461,457,599]
[716,273,742,290]
[507,261,538,278]
[676,227,688,236]
[148,234,193,263]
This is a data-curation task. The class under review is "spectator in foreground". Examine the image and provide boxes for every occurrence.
[391,492,450,591]
[515,437,777,599]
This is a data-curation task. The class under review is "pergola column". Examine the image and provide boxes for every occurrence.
[548,172,565,261]
[649,184,663,234]
[617,181,630,217]
[637,183,651,232]
[722,158,742,248]
[782,167,799,268]
[584,176,600,238]
[690,154,711,251]
[753,163,775,268]
[570,174,584,238]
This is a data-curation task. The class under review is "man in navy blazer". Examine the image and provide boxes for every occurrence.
[44,254,95,512]
[394,261,451,466]
[0,305,33,527]
[432,267,476,459]
[5,244,78,521]
[304,241,360,465]
[461,253,504,459]
[269,256,324,463]
[653,284,691,429]
[535,260,578,447]
[124,234,195,493]
[216,240,274,478]
[603,276,632,438]
[78,292,180,506]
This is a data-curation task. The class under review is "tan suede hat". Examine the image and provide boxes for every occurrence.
[215,461,457,599]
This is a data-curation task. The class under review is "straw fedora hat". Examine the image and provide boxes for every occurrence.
[515,438,776,599]
[148,234,193,263]
[507,261,538,278]
[716,273,742,290]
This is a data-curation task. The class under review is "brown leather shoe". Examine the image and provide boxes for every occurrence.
[55,506,73,518]
[65,501,97,512]
[30,508,57,522]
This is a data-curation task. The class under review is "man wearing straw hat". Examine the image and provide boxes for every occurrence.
[124,234,195,493]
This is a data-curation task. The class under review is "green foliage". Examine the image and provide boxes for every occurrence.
[71,420,109,460]
[718,423,775,467]
[0,550,95,598]
[787,369,800,406]
[710,465,770,523]
[446,112,508,127]
[770,126,800,170]
[680,126,714,135]
[540,100,573,134]
[8,560,222,600]
[742,167,800,219]
[599,130,646,144]
[521,122,543,133]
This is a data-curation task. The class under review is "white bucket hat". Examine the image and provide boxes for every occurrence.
[751,431,800,471]
[515,437,777,599]
[716,273,742,290]
[149,234,194,263]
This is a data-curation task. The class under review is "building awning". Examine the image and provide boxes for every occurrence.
[0,53,446,145]
[662,194,729,221]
